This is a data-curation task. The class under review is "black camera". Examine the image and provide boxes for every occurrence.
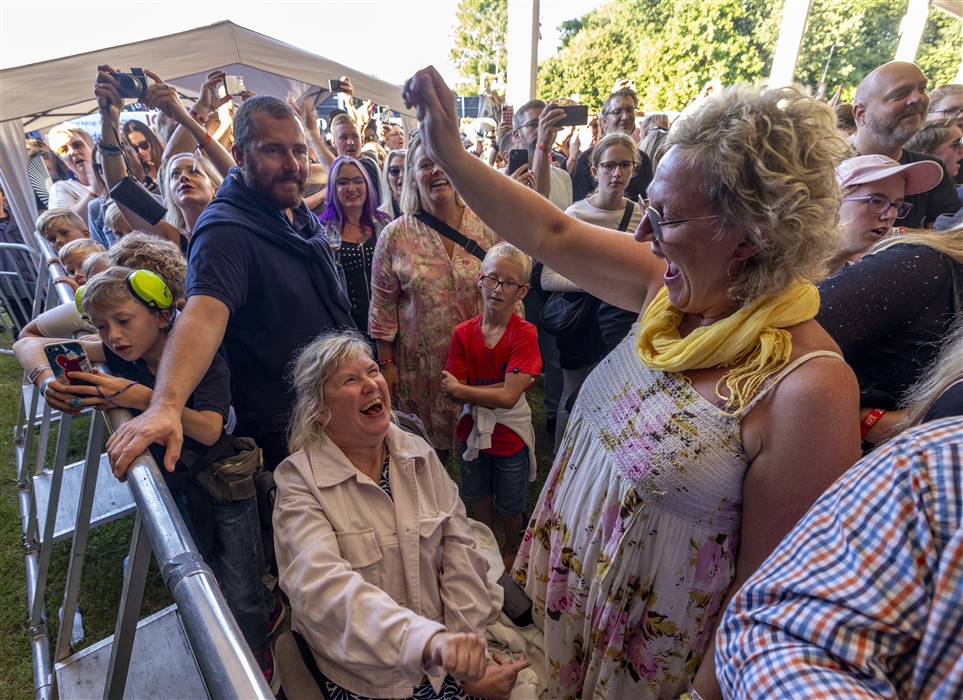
[110,68,148,101]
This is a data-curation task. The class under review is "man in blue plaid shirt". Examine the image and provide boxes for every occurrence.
[718,417,963,699]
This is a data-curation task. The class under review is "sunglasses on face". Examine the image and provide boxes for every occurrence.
[388,166,402,176]
[131,141,151,152]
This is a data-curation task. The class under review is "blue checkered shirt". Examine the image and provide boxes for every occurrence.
[718,417,963,698]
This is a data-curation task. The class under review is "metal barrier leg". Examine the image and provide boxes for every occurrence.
[55,411,106,661]
[17,383,41,488]
[30,413,73,628]
[102,513,152,700]
[33,402,53,477]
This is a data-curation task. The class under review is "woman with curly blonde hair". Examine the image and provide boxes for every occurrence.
[404,70,863,699]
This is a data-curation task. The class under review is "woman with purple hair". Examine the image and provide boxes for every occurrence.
[319,156,391,343]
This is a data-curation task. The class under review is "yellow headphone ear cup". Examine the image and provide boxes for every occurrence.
[126,270,173,310]
[75,285,88,319]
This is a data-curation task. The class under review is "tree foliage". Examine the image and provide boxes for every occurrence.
[450,0,508,91]
[536,0,963,111]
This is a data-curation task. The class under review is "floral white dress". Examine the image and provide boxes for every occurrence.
[512,324,837,699]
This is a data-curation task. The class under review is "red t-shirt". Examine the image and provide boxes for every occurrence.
[445,313,542,455]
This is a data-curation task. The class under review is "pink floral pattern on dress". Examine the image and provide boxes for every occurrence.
[368,210,504,449]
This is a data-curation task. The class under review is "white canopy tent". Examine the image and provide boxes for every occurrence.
[0,20,416,247]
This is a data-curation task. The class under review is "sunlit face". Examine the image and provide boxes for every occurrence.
[838,176,905,258]
[168,156,217,211]
[931,124,963,178]
[634,147,743,320]
[127,130,154,166]
[601,96,637,135]
[234,114,309,210]
[335,163,367,212]
[514,107,542,151]
[333,123,361,158]
[89,299,168,363]
[412,144,454,207]
[50,132,92,177]
[62,255,88,286]
[384,125,405,151]
[592,143,638,197]
[320,354,391,449]
[928,93,963,126]
[386,154,404,200]
[859,64,929,151]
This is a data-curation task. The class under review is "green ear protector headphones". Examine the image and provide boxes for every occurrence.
[75,269,174,321]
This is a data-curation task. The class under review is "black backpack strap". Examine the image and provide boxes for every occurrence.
[186,432,236,479]
[414,211,487,261]
[618,200,635,232]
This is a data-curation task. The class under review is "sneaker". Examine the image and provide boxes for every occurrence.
[252,640,280,693]
[268,589,286,635]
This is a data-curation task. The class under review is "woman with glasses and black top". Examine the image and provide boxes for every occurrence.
[540,133,646,452]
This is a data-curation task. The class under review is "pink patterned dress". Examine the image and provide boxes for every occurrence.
[512,324,838,699]
[368,209,503,449]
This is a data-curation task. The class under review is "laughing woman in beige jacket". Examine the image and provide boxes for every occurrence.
[274,330,530,700]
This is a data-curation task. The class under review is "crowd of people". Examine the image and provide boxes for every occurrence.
[3,56,962,700]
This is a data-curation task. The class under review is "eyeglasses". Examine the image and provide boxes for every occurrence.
[598,161,636,175]
[928,107,963,119]
[387,166,402,176]
[603,108,635,118]
[131,141,151,152]
[520,118,539,131]
[335,177,366,188]
[479,275,524,294]
[842,195,913,219]
[645,205,720,242]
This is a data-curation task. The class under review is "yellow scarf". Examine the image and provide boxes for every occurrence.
[635,282,820,414]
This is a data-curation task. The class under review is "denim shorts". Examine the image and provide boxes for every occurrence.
[458,443,529,516]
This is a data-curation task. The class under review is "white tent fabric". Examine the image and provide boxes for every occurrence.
[0,20,417,247]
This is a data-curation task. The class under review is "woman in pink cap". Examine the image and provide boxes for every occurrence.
[829,154,944,273]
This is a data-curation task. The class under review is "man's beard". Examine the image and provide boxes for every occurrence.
[242,165,307,210]
[865,107,925,151]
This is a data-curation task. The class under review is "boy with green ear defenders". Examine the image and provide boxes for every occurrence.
[15,266,280,667]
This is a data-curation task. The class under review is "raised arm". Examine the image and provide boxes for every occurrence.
[402,67,663,313]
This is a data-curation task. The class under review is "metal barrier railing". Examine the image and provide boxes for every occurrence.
[0,240,44,352]
[13,233,271,699]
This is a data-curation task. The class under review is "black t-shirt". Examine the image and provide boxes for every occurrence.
[817,243,960,409]
[572,145,653,202]
[898,150,961,229]
[187,203,350,433]
[102,342,231,471]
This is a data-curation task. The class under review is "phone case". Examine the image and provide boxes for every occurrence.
[44,342,92,385]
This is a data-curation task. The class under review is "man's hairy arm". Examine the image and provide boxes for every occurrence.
[105,295,230,480]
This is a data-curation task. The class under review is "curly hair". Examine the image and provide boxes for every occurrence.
[400,132,465,216]
[158,154,223,232]
[106,231,188,301]
[286,329,373,454]
[666,83,850,302]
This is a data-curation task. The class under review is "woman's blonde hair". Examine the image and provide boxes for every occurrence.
[899,313,963,430]
[158,155,223,232]
[287,330,374,454]
[378,149,405,216]
[667,84,850,302]
[106,231,188,301]
[400,132,465,216]
[865,226,963,265]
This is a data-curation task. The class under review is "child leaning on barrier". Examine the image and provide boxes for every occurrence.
[441,242,541,572]
[36,207,90,252]
[56,238,106,291]
[11,266,283,688]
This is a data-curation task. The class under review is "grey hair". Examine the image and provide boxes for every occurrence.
[233,95,299,154]
[513,100,546,130]
[286,329,374,454]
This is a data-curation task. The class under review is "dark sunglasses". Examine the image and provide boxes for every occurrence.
[131,141,151,152]
[388,166,403,176]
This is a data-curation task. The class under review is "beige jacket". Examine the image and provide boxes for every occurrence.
[274,424,490,698]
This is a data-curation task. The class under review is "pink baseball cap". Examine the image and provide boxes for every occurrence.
[836,154,943,195]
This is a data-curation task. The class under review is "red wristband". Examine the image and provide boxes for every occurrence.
[197,132,212,150]
[536,143,549,153]
[377,358,394,367]
[860,408,886,438]
[189,109,206,125]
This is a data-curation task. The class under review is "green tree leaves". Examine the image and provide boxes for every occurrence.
[450,0,509,91]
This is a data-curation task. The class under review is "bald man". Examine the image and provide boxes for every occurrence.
[852,61,960,228]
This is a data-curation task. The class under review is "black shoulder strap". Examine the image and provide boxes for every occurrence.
[414,211,487,261]
[187,432,236,478]
[618,200,635,232]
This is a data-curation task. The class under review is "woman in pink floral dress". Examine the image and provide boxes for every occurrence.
[403,72,864,700]
[369,132,503,456]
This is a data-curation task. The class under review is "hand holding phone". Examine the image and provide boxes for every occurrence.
[508,149,529,176]
[223,75,246,97]
[44,341,93,386]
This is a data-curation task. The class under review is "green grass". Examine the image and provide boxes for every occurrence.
[0,353,171,698]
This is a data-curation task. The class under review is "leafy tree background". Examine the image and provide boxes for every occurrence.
[450,0,962,110]
[450,0,508,94]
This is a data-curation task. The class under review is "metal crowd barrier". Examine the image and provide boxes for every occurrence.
[13,234,271,699]
[0,240,45,352]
